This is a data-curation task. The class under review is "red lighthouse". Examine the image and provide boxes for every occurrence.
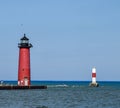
[18,34,32,86]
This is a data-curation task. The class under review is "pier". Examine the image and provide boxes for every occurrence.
[0,85,47,90]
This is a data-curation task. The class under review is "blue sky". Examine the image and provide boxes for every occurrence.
[0,0,120,81]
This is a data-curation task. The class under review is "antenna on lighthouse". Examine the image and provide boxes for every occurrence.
[89,67,99,87]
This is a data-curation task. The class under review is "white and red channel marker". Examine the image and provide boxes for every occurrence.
[92,67,96,84]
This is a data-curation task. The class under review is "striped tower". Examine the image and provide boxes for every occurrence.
[89,67,99,87]
[92,67,96,84]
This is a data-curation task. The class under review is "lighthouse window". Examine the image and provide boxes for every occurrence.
[21,40,28,44]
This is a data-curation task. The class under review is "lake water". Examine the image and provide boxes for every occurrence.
[0,81,120,108]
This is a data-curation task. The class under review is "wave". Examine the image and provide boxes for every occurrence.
[47,84,84,88]
[47,84,69,88]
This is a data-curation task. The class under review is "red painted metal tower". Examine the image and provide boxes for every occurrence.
[18,34,33,86]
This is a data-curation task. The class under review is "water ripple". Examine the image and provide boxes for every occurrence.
[0,86,119,108]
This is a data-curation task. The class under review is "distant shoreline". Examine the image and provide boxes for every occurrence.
[2,80,120,82]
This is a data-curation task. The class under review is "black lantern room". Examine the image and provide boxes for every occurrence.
[18,34,33,48]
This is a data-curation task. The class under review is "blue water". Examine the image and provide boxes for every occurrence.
[0,81,120,108]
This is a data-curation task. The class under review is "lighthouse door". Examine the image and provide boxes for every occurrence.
[24,77,28,86]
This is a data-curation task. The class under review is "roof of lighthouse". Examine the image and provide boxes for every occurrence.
[20,34,29,40]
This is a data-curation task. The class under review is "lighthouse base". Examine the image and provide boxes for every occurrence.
[0,85,47,90]
[89,82,99,87]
